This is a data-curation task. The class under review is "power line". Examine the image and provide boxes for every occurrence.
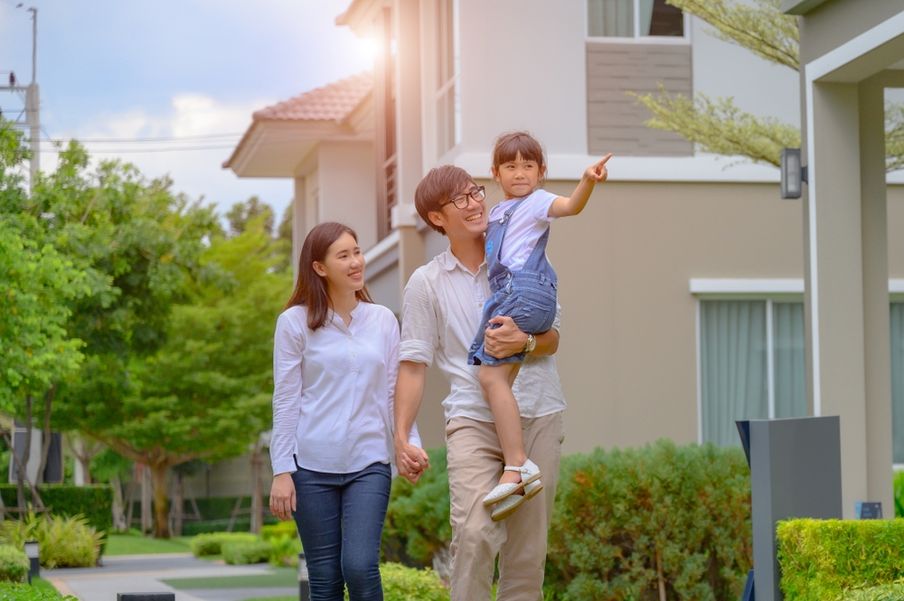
[40,132,243,144]
[40,144,237,154]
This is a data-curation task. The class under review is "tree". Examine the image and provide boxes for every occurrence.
[633,0,904,170]
[57,217,290,537]
[0,123,89,510]
[226,195,274,237]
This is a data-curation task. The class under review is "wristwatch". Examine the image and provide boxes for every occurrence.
[523,333,537,354]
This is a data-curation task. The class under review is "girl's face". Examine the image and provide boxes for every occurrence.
[493,151,544,199]
[313,232,365,295]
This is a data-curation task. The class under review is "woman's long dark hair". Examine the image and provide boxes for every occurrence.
[284,222,373,330]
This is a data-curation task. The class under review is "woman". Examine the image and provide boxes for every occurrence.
[269,222,418,601]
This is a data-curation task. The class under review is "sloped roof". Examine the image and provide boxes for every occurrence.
[253,72,372,123]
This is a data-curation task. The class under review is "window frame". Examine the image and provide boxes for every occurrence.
[585,0,691,44]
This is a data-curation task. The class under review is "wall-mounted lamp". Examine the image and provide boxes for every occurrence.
[24,540,39,583]
[780,148,808,199]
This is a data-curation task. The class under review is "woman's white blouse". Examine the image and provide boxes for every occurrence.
[270,302,419,475]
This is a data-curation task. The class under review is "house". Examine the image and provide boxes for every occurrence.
[226,0,904,517]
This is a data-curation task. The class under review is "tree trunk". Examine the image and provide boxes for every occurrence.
[16,396,33,511]
[139,464,153,535]
[36,385,56,484]
[171,471,184,537]
[656,547,667,601]
[150,462,171,539]
[250,440,263,534]
[110,474,127,531]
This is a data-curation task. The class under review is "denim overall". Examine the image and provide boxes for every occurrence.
[467,197,558,366]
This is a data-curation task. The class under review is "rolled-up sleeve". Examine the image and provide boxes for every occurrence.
[270,312,304,475]
[399,269,437,366]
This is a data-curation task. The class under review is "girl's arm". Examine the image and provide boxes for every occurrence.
[548,153,612,218]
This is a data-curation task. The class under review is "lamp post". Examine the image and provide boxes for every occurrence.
[298,551,310,600]
[24,540,39,584]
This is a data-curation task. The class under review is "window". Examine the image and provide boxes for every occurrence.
[699,300,807,447]
[434,0,459,157]
[588,0,685,39]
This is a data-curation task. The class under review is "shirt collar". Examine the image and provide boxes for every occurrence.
[439,247,486,274]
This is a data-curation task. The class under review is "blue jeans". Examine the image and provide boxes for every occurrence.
[291,461,391,601]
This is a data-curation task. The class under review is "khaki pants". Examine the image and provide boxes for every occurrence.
[445,411,564,601]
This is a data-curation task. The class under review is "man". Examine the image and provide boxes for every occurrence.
[393,165,566,601]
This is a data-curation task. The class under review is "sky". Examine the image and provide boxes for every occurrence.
[0,0,373,220]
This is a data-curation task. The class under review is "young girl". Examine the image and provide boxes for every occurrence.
[269,222,420,601]
[468,131,611,521]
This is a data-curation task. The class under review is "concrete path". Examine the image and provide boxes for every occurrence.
[44,554,296,601]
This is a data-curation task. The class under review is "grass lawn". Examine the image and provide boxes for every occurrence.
[162,566,297,589]
[104,532,193,555]
[241,597,295,601]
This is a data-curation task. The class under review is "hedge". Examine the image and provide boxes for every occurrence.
[895,471,904,518]
[545,440,751,600]
[382,447,450,567]
[777,519,904,601]
[0,485,112,535]
[380,563,448,601]
[0,545,28,583]
[190,532,259,557]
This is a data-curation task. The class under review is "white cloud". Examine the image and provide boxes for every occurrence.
[43,94,292,219]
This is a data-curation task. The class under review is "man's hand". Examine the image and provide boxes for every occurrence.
[484,315,528,359]
[269,472,296,521]
[395,439,429,483]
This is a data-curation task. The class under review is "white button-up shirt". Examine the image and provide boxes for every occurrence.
[270,302,420,475]
[400,248,566,423]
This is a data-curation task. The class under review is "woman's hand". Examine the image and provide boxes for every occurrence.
[269,472,296,521]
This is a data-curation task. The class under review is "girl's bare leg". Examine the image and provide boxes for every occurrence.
[478,363,525,485]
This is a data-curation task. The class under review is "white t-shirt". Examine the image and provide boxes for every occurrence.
[270,302,421,475]
[399,248,567,423]
[488,189,557,271]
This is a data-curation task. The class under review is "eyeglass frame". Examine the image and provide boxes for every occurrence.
[441,185,486,210]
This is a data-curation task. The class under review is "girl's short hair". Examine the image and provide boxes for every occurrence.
[285,221,373,330]
[492,131,546,172]
[414,165,475,235]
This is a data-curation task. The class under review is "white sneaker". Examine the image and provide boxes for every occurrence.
[490,479,544,522]
[482,459,542,506]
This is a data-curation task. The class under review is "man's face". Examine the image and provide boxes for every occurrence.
[430,182,488,240]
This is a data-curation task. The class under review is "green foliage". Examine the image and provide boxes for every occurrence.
[221,539,273,565]
[0,581,77,600]
[632,88,800,167]
[545,440,751,601]
[666,0,798,69]
[841,580,904,601]
[0,545,28,583]
[379,563,449,601]
[895,471,904,518]
[0,513,102,568]
[382,447,451,566]
[266,534,301,567]
[0,485,113,535]
[777,519,904,601]
[189,532,259,557]
[260,520,298,541]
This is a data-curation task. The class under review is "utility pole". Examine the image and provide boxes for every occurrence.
[1,5,39,190]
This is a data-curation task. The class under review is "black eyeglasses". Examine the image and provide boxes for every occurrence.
[442,186,486,210]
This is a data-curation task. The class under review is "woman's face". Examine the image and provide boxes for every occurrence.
[313,232,365,295]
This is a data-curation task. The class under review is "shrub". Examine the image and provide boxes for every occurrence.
[382,447,451,567]
[380,562,448,601]
[221,540,273,565]
[0,514,102,568]
[189,532,259,557]
[545,440,752,601]
[0,485,113,535]
[0,545,28,583]
[777,519,904,601]
[260,520,298,541]
[0,582,77,600]
[841,580,904,601]
[267,534,301,567]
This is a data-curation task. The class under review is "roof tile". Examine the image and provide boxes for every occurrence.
[254,72,372,123]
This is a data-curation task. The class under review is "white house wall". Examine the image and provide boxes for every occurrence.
[316,141,378,250]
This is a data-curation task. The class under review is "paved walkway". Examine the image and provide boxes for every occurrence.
[44,554,297,601]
